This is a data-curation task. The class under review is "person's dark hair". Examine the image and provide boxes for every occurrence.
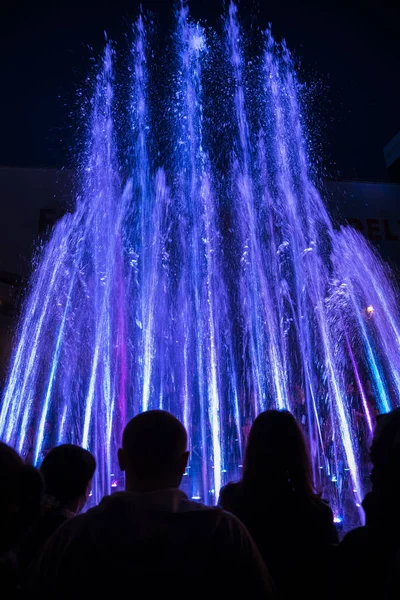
[39,444,96,506]
[370,408,400,492]
[242,410,316,498]
[0,442,43,552]
[122,410,187,480]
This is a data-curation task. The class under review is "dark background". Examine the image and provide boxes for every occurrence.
[0,0,399,181]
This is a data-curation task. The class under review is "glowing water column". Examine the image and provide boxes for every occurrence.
[1,2,400,526]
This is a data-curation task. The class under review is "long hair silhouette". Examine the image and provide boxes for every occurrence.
[242,410,317,498]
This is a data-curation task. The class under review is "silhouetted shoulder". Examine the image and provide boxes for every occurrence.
[209,507,276,597]
[305,497,339,544]
[28,493,275,599]
[314,497,336,520]
[27,510,90,592]
[340,526,368,547]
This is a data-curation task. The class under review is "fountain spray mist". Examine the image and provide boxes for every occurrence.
[1,2,400,528]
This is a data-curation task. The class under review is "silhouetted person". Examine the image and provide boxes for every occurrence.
[20,444,95,570]
[339,408,400,599]
[29,410,274,599]
[219,410,338,599]
[0,442,43,598]
[386,547,400,600]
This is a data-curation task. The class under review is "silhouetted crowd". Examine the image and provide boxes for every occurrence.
[1,407,400,599]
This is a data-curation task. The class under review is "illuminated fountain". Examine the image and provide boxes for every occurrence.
[1,2,400,528]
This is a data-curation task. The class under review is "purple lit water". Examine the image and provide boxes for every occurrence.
[1,3,400,528]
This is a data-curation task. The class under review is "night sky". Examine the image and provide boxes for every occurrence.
[0,0,398,181]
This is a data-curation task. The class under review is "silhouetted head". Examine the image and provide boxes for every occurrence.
[370,408,400,493]
[243,410,315,497]
[0,442,43,552]
[118,410,189,493]
[40,444,96,514]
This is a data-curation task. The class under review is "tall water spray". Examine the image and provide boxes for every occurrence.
[1,2,400,528]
